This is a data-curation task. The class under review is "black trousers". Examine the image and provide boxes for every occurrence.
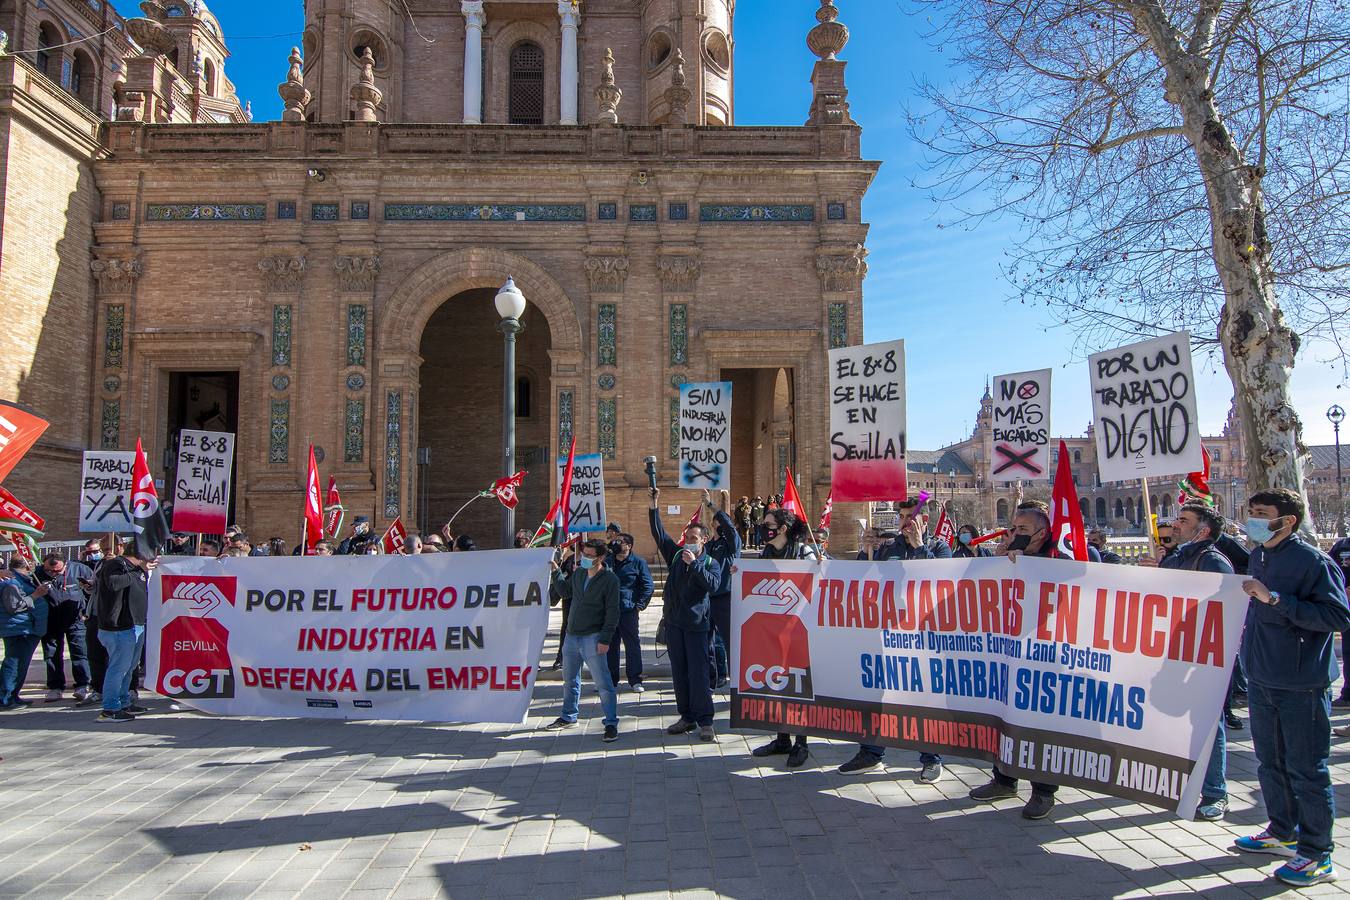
[667,623,714,727]
[606,607,644,687]
[993,766,1058,797]
[707,593,732,684]
[85,618,108,693]
[552,598,571,666]
[42,603,90,690]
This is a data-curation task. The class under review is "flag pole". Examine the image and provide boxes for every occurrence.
[1140,475,1157,558]
[445,491,489,530]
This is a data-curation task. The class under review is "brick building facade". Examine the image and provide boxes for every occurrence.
[1,0,878,550]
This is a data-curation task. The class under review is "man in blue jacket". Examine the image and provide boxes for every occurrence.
[650,486,723,742]
[1231,489,1350,887]
[1,558,51,710]
[605,532,653,693]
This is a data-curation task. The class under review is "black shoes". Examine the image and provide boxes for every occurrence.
[543,717,576,730]
[838,751,883,775]
[786,743,810,768]
[752,737,792,757]
[603,724,618,742]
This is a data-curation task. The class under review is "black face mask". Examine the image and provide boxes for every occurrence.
[1007,534,1032,552]
[764,527,780,541]
[608,541,623,555]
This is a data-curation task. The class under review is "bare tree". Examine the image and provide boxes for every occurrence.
[909,0,1350,506]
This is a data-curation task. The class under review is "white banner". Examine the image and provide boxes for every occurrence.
[1090,331,1204,483]
[559,453,606,534]
[79,450,136,533]
[731,556,1246,817]
[678,381,732,491]
[172,430,234,535]
[828,339,907,502]
[990,368,1052,482]
[147,550,552,722]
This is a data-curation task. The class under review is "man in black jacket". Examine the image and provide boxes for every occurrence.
[94,546,157,723]
[605,532,653,693]
[702,489,742,690]
[650,487,722,742]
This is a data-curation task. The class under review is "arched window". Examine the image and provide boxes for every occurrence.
[996,499,1009,524]
[36,23,60,80]
[1079,498,1090,518]
[1095,497,1107,522]
[169,46,180,71]
[203,58,216,96]
[1114,499,1125,520]
[71,51,95,107]
[1073,448,1082,464]
[508,42,545,125]
[1135,498,1144,523]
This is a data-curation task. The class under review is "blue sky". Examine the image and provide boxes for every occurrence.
[119,0,1344,448]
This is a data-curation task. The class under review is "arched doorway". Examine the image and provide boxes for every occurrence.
[418,289,553,548]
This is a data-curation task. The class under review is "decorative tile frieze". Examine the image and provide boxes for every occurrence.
[558,390,574,450]
[699,204,815,223]
[669,397,680,460]
[816,242,869,292]
[272,375,290,391]
[598,374,616,391]
[598,398,617,460]
[657,254,700,292]
[629,204,657,222]
[345,399,365,462]
[335,255,381,292]
[597,303,617,367]
[350,201,370,220]
[257,254,306,292]
[346,373,366,391]
[100,400,120,450]
[103,305,125,368]
[103,376,120,394]
[272,305,292,367]
[669,304,688,367]
[827,202,846,220]
[110,202,130,221]
[347,305,368,366]
[269,399,289,463]
[778,445,790,492]
[384,391,402,517]
[311,203,339,221]
[668,202,688,221]
[828,303,848,349]
[277,200,297,220]
[584,253,629,294]
[146,203,266,221]
[598,202,617,221]
[90,257,142,295]
[384,203,586,222]
[670,374,686,390]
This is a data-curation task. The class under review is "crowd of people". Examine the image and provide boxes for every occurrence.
[1,486,1347,886]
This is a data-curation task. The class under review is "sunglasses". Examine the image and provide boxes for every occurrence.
[1159,537,1174,544]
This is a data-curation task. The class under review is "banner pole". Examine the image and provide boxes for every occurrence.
[446,492,488,530]
[1140,475,1157,558]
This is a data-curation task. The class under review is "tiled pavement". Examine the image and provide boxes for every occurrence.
[4,606,1350,899]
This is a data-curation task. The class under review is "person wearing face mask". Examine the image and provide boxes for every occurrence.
[544,539,621,741]
[338,517,373,555]
[701,489,742,691]
[0,558,51,710]
[76,539,111,707]
[36,553,94,702]
[649,486,723,742]
[605,532,653,693]
[953,524,991,559]
[1087,528,1122,564]
[842,497,950,782]
[1229,489,1349,887]
[750,508,820,768]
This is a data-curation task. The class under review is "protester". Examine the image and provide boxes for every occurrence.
[1232,489,1349,887]
[845,497,950,781]
[734,496,752,547]
[967,506,1062,818]
[952,524,991,559]
[1141,503,1235,821]
[37,553,93,702]
[1155,520,1175,559]
[312,541,335,556]
[454,535,478,552]
[544,539,620,741]
[424,535,446,552]
[1328,533,1350,710]
[749,495,766,547]
[650,486,722,742]
[93,544,157,723]
[0,558,51,710]
[702,489,742,690]
[266,537,288,557]
[750,508,820,768]
[1087,528,1122,564]
[221,547,249,558]
[225,532,252,556]
[79,539,111,707]
[164,533,195,556]
[403,534,424,555]
[513,529,532,549]
[605,531,653,693]
[197,540,220,558]
[338,517,374,555]
[548,543,575,671]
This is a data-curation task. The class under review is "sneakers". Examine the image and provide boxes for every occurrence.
[786,743,809,768]
[83,691,102,706]
[602,724,618,743]
[1275,854,1338,887]
[1195,797,1228,821]
[969,779,1019,802]
[43,689,62,702]
[543,717,576,731]
[1225,711,1244,731]
[125,704,149,715]
[1022,794,1055,820]
[753,737,792,757]
[919,763,944,784]
[96,710,135,724]
[666,719,697,735]
[838,750,883,775]
[1234,829,1298,857]
[699,725,716,742]
[630,683,646,694]
[73,687,90,703]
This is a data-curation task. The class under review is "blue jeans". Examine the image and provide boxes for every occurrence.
[99,626,145,713]
[560,632,618,726]
[666,622,714,727]
[1248,682,1335,858]
[860,744,942,767]
[0,634,41,705]
[1202,714,1226,803]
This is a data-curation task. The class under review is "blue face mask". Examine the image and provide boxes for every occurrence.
[958,533,973,546]
[578,556,595,570]
[1246,517,1283,545]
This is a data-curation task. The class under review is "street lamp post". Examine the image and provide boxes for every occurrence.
[1329,405,1346,537]
[495,277,527,548]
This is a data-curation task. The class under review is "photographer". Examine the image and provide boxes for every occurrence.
[36,553,94,702]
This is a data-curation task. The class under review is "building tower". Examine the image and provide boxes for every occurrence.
[641,0,733,125]
[302,0,402,122]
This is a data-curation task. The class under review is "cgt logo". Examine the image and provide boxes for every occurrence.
[741,571,814,614]
[739,571,815,702]
[158,575,236,700]
[161,575,237,616]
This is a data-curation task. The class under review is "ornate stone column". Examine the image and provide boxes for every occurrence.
[461,1,486,124]
[90,250,143,450]
[558,0,580,125]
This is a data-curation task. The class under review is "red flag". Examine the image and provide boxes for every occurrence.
[132,438,169,558]
[1177,443,1214,507]
[677,508,702,546]
[933,505,957,548]
[556,436,577,539]
[782,467,807,519]
[970,528,1008,547]
[491,470,527,510]
[0,401,49,484]
[528,498,562,548]
[0,486,44,563]
[1050,439,1089,561]
[324,477,345,539]
[818,490,833,532]
[381,517,408,555]
[303,445,323,554]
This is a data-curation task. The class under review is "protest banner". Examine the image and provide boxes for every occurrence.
[1090,331,1204,483]
[731,556,1246,817]
[990,369,1051,482]
[828,339,906,502]
[172,430,234,534]
[79,450,136,533]
[146,549,553,722]
[678,381,732,490]
[557,453,605,534]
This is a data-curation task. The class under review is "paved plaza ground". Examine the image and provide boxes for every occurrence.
[4,606,1350,900]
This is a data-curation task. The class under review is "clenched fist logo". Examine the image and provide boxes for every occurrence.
[744,577,810,615]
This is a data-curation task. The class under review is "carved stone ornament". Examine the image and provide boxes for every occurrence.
[584,253,629,293]
[351,47,383,123]
[657,254,701,293]
[807,0,850,60]
[816,243,868,292]
[278,46,311,122]
[335,254,381,292]
[666,49,692,125]
[595,48,622,125]
[90,256,143,295]
[257,254,307,292]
